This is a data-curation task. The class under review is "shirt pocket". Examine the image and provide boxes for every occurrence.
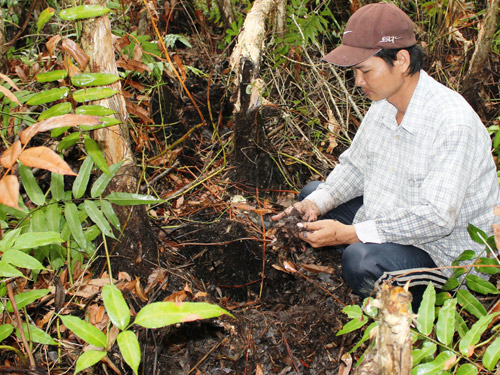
[402,171,426,205]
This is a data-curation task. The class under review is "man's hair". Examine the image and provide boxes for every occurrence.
[374,45,425,75]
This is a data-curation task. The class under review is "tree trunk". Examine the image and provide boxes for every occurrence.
[460,0,499,114]
[80,0,156,279]
[0,13,6,71]
[354,284,413,375]
[215,0,235,30]
[229,0,283,188]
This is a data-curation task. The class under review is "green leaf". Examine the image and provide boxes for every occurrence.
[60,315,107,348]
[2,249,46,270]
[474,257,500,274]
[467,224,489,245]
[455,364,478,375]
[59,5,111,21]
[37,7,55,33]
[58,132,80,151]
[13,231,63,250]
[84,200,115,239]
[45,204,62,232]
[83,135,111,177]
[74,350,107,374]
[80,116,121,131]
[19,323,58,345]
[64,202,86,250]
[455,311,468,338]
[27,87,69,105]
[337,315,368,335]
[73,156,94,199]
[0,324,14,342]
[465,274,500,295]
[73,87,117,103]
[411,351,456,375]
[436,298,456,345]
[105,192,162,206]
[50,172,65,201]
[75,105,117,116]
[39,102,72,121]
[349,321,378,353]
[19,163,45,206]
[435,292,451,306]
[91,161,124,198]
[100,199,121,230]
[483,336,500,370]
[71,73,120,87]
[134,302,232,329]
[341,304,363,319]
[117,330,141,375]
[457,289,487,318]
[0,260,24,278]
[459,313,500,356]
[0,227,21,252]
[417,283,436,335]
[452,250,477,265]
[6,289,50,312]
[412,341,437,366]
[35,69,67,84]
[102,284,130,330]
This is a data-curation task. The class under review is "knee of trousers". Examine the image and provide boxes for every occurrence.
[342,243,381,297]
[299,181,322,201]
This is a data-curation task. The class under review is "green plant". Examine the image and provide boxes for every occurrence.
[60,283,232,374]
[337,224,500,374]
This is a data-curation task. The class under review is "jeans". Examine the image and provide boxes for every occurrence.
[299,181,447,308]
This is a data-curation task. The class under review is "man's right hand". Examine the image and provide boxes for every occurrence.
[271,199,321,222]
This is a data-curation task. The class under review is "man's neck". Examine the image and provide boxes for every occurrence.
[390,71,420,125]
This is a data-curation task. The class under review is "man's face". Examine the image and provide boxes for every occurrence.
[353,56,406,103]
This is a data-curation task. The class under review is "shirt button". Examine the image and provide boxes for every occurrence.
[395,135,400,140]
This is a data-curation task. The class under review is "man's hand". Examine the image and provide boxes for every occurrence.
[272,199,321,222]
[297,220,359,248]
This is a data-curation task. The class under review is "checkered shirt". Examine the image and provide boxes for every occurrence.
[306,70,500,274]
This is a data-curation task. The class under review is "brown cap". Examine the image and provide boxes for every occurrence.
[323,2,416,67]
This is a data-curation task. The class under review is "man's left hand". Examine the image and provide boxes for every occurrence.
[297,220,359,248]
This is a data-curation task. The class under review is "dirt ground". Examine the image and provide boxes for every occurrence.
[134,208,363,375]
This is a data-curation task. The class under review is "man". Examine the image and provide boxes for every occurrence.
[273,2,500,306]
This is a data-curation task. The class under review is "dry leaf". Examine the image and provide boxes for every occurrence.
[46,35,62,56]
[134,278,148,302]
[256,364,264,375]
[0,175,20,208]
[300,263,335,274]
[116,56,151,73]
[164,290,188,303]
[1,140,22,168]
[172,54,186,81]
[19,146,77,176]
[0,86,21,106]
[62,38,90,69]
[443,354,457,370]
[21,114,101,144]
[0,73,21,92]
[338,353,353,375]
[144,268,167,294]
[64,55,81,77]
[125,100,154,124]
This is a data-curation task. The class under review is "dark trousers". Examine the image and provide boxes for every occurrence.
[299,181,447,308]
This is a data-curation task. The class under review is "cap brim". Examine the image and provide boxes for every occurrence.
[322,44,381,67]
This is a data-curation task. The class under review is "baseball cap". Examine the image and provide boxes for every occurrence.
[322,2,417,67]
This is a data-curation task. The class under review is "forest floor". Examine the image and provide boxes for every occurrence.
[136,195,363,375]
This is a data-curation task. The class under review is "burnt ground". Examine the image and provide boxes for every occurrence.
[135,209,363,375]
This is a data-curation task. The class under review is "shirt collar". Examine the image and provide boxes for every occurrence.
[398,70,426,135]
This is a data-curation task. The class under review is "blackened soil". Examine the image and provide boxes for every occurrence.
[139,218,361,375]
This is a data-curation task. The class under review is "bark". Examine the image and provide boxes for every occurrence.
[0,13,6,72]
[229,0,282,188]
[460,0,499,112]
[80,0,156,278]
[215,0,235,30]
[354,284,413,375]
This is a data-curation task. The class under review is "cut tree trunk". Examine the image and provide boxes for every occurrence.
[229,0,283,189]
[0,14,6,71]
[354,284,413,375]
[460,0,499,114]
[80,0,157,279]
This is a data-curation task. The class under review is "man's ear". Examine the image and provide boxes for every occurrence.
[395,49,411,73]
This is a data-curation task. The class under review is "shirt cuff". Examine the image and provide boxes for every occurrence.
[354,220,382,244]
[304,189,336,215]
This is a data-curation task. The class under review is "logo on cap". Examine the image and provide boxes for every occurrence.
[379,36,402,44]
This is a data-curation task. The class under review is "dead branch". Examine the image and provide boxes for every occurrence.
[460,0,499,103]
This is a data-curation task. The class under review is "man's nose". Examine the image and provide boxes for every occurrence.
[354,72,364,87]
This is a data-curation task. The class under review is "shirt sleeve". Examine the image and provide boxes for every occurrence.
[372,124,483,245]
[305,120,368,215]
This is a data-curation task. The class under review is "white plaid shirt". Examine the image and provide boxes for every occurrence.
[306,70,500,273]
